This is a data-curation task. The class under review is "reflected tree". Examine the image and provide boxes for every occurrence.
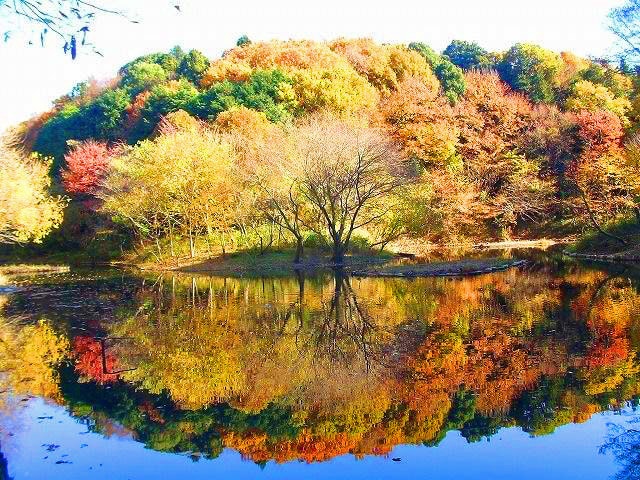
[601,421,640,480]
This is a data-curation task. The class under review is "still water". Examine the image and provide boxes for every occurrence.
[1,251,640,479]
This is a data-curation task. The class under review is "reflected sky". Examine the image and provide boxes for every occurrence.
[1,253,639,479]
[3,398,634,480]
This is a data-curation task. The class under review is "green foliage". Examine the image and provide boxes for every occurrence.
[460,414,504,443]
[121,62,168,94]
[189,69,295,122]
[177,49,211,85]
[511,376,569,435]
[571,215,640,254]
[434,62,466,103]
[409,42,465,102]
[236,35,251,47]
[443,40,493,70]
[408,42,441,67]
[445,388,477,430]
[348,234,372,253]
[579,63,634,97]
[497,43,564,103]
[119,47,185,79]
[189,82,238,119]
[91,89,131,138]
[34,89,131,166]
[34,104,85,162]
[129,80,199,142]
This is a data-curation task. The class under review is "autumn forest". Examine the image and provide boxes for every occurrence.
[2,32,640,263]
[2,1,640,478]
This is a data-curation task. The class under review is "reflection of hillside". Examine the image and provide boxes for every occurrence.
[1,265,640,464]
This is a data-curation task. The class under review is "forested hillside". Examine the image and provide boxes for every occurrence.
[3,37,640,262]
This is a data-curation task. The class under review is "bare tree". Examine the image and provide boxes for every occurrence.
[244,114,409,264]
[609,0,640,66]
[243,126,311,263]
[1,0,180,58]
[600,422,640,480]
[293,115,408,264]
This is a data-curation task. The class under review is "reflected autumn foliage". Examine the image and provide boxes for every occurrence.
[2,262,640,465]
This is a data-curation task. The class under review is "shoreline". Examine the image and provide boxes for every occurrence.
[351,259,529,278]
[0,238,590,278]
[564,251,640,263]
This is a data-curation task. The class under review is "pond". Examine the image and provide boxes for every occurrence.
[1,250,640,479]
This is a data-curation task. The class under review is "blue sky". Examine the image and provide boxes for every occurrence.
[0,0,626,132]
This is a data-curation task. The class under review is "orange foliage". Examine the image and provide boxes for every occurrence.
[201,40,379,116]
[380,76,456,166]
[125,90,151,131]
[73,336,119,384]
[455,71,533,174]
[203,40,345,85]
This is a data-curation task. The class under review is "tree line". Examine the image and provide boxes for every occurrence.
[3,34,640,262]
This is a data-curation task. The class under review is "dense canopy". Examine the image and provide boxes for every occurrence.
[5,36,640,260]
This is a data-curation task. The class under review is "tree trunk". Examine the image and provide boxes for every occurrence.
[332,240,345,264]
[168,222,175,257]
[296,269,305,303]
[220,232,227,258]
[188,230,195,258]
[579,190,628,245]
[294,236,304,264]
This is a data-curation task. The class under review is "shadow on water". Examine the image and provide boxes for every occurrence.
[0,447,9,480]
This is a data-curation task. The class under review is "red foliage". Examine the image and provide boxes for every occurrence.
[585,338,630,368]
[565,110,632,221]
[62,140,115,196]
[574,109,624,159]
[73,336,119,384]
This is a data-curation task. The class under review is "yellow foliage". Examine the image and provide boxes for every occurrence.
[203,40,346,85]
[329,38,438,93]
[0,145,66,244]
[290,66,379,116]
[158,109,202,133]
[102,120,239,248]
[566,80,631,125]
[202,40,380,117]
[215,106,273,136]
[581,358,640,396]
[0,318,69,400]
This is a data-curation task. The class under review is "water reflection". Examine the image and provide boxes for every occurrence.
[0,260,640,471]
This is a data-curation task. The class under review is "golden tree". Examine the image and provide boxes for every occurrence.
[0,137,66,244]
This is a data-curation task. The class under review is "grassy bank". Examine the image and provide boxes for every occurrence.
[568,218,640,260]
[164,249,394,276]
[0,235,562,278]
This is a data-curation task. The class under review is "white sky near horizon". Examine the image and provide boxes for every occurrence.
[0,0,627,132]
